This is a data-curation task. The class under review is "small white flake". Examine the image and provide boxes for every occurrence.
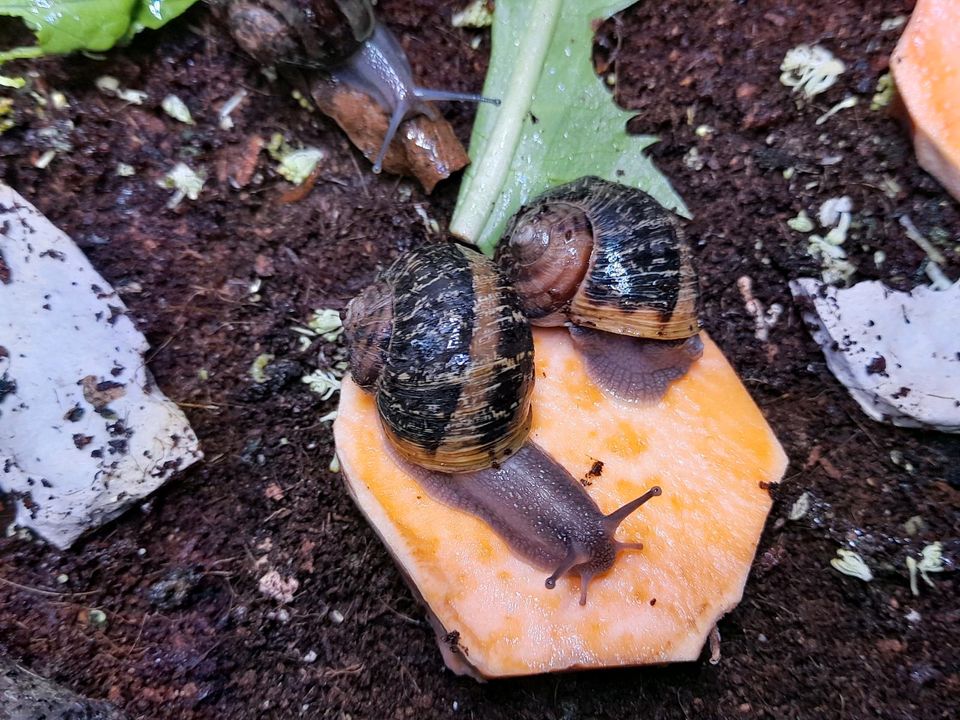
[830,548,873,581]
[219,89,248,130]
[780,45,845,99]
[96,75,147,105]
[306,309,344,342]
[788,492,811,521]
[452,0,493,28]
[816,96,857,125]
[250,354,274,384]
[162,94,195,125]
[787,210,814,233]
[880,16,908,31]
[258,570,299,604]
[33,150,56,169]
[301,369,341,400]
[158,162,206,208]
[277,148,324,184]
[915,542,945,591]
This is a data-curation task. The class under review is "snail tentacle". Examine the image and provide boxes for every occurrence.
[604,485,662,530]
[332,22,499,173]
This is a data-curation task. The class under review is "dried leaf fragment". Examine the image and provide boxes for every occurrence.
[309,79,468,193]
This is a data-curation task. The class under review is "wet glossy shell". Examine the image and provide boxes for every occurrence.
[499,177,700,341]
[221,0,375,68]
[357,244,535,473]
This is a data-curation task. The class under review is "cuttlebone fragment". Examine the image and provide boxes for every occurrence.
[790,278,960,432]
[0,184,202,548]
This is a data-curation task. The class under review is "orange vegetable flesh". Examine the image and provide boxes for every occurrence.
[892,0,960,201]
[334,329,787,678]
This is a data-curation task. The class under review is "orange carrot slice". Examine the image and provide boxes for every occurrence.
[892,0,960,201]
[334,329,787,678]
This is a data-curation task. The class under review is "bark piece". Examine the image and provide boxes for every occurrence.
[310,79,469,193]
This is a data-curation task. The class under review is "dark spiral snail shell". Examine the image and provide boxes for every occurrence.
[218,0,375,69]
[343,243,534,473]
[216,0,497,173]
[343,242,660,604]
[495,177,704,403]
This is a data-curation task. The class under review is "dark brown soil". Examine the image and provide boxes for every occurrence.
[1,1,958,718]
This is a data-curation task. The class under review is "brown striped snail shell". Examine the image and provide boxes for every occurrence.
[217,0,498,173]
[217,0,375,69]
[343,243,534,473]
[342,242,660,604]
[495,176,704,403]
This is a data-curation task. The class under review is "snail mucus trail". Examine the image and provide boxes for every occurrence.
[219,0,499,172]
[343,243,660,605]
[495,176,705,404]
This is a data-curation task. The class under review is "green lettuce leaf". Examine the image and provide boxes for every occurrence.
[127,0,197,36]
[0,0,197,63]
[450,0,688,254]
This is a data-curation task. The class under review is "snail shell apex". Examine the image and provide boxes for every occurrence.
[344,244,534,473]
[497,177,700,341]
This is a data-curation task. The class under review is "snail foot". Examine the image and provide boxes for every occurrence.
[570,327,703,403]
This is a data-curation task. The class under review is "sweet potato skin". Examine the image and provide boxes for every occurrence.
[335,329,787,678]
[892,0,960,201]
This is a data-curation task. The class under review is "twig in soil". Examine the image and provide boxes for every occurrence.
[377,598,423,626]
[0,575,98,597]
[844,411,882,450]
[398,661,421,695]
[129,612,151,655]
[319,663,365,680]
[175,401,221,411]
[349,154,370,199]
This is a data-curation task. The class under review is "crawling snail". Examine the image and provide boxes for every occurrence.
[217,0,497,172]
[495,176,704,403]
[343,243,660,605]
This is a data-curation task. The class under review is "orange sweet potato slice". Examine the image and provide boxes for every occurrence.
[334,329,787,678]
[892,0,960,201]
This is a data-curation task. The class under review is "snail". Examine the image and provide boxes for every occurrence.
[343,242,660,605]
[495,176,704,403]
[217,0,498,173]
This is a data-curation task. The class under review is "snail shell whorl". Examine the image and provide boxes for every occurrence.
[224,0,375,68]
[343,282,393,389]
[495,203,594,325]
[351,244,535,473]
[498,177,700,341]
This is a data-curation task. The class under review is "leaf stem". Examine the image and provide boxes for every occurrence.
[0,46,44,64]
[449,0,562,246]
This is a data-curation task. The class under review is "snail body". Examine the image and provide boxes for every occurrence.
[219,0,497,173]
[495,176,704,403]
[343,243,659,604]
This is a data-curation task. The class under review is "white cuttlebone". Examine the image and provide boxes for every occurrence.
[0,184,202,548]
[790,278,960,433]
